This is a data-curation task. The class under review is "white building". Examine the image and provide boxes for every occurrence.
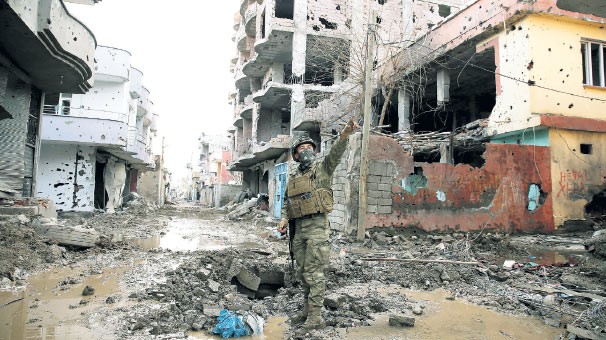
[36,45,159,212]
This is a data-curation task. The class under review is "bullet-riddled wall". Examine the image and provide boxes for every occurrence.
[37,144,95,211]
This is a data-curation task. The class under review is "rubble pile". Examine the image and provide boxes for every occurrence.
[384,118,489,154]
[0,214,67,286]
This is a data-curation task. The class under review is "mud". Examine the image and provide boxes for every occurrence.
[1,201,605,339]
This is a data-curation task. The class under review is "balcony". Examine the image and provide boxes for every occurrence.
[291,85,339,131]
[236,25,250,53]
[254,23,294,61]
[244,3,257,36]
[242,56,270,78]
[138,86,151,115]
[234,67,251,92]
[150,112,159,132]
[0,0,96,93]
[41,105,128,147]
[127,133,153,167]
[253,135,291,162]
[94,46,131,82]
[130,67,143,99]
[252,81,291,109]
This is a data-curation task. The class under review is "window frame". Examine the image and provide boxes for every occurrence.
[581,39,606,88]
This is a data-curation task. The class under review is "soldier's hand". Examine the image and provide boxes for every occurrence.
[277,218,288,235]
[341,116,359,138]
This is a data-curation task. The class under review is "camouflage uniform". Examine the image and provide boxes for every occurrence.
[281,136,349,310]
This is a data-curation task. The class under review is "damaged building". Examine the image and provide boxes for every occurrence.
[0,0,97,199]
[229,0,606,233]
[197,133,240,207]
[36,45,160,212]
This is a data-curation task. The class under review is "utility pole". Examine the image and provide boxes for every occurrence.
[357,11,377,241]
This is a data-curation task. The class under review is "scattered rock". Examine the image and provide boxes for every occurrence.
[82,285,95,296]
[389,314,415,327]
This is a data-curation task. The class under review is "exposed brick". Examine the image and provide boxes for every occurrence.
[379,198,393,206]
[368,190,382,198]
[378,183,392,191]
[368,175,381,183]
[378,205,392,214]
[386,162,395,176]
[367,182,378,191]
[381,191,392,199]
[380,176,393,184]
[367,205,378,213]
[367,197,378,205]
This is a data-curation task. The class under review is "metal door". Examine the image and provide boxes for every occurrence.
[273,162,288,219]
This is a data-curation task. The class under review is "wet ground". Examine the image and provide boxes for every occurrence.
[1,203,605,339]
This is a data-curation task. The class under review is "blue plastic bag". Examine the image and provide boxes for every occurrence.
[212,309,252,338]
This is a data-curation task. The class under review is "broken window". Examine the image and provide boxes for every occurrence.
[402,167,427,195]
[304,59,334,86]
[581,40,606,87]
[275,0,294,19]
[527,183,546,211]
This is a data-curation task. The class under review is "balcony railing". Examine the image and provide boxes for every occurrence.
[43,105,128,122]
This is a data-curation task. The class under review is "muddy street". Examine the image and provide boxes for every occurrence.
[1,202,605,340]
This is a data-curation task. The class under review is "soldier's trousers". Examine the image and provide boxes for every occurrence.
[292,213,330,309]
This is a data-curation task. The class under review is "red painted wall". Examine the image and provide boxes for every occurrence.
[365,136,554,233]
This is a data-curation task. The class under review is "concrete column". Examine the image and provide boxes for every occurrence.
[334,63,344,84]
[397,89,411,131]
[292,0,308,78]
[272,63,285,84]
[270,108,282,137]
[104,159,126,213]
[251,104,260,143]
[250,78,262,92]
[437,68,450,104]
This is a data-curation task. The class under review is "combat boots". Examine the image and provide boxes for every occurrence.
[301,306,325,331]
[290,300,309,324]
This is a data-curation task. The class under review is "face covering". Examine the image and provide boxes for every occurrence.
[298,148,315,169]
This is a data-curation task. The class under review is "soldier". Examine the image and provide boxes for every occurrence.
[277,117,358,333]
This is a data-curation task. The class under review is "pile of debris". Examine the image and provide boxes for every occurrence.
[385,118,489,155]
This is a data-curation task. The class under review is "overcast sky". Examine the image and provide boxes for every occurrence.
[65,1,240,181]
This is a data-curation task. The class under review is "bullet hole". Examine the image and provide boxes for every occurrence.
[510,106,513,110]
[376,16,382,24]
[378,0,386,4]
[526,34,529,38]
[518,26,522,30]
[568,103,574,108]
[336,5,340,10]
[73,37,77,41]
[47,18,51,25]
[528,80,536,85]
[56,168,62,171]
[54,183,68,188]
[560,68,563,72]
[78,170,86,176]
[527,60,534,70]
[101,135,106,140]
[548,48,552,52]
[557,102,560,105]
[312,25,320,31]
[510,25,516,31]
[429,6,434,13]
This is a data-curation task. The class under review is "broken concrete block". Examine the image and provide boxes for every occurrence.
[207,279,220,293]
[324,294,346,309]
[235,268,261,292]
[195,268,211,280]
[389,315,415,327]
[202,304,223,317]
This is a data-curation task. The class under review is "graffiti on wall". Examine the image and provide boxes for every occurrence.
[557,169,589,199]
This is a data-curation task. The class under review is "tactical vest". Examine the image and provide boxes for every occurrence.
[286,172,334,219]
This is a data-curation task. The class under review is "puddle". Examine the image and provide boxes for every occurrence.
[341,288,563,339]
[188,316,287,340]
[114,218,265,252]
[526,249,585,266]
[0,266,128,340]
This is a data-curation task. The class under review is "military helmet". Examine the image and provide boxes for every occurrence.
[290,135,316,162]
